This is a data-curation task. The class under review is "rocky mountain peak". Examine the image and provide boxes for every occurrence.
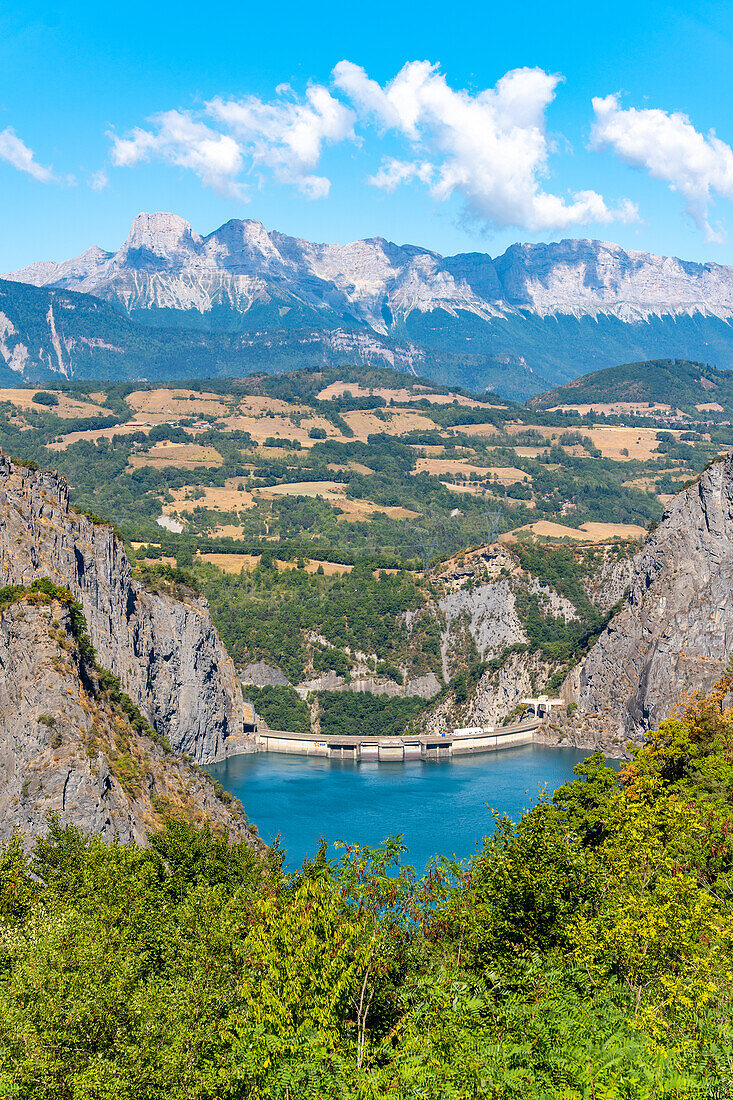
[5,214,733,395]
[7,213,733,325]
[121,211,203,261]
[206,217,293,272]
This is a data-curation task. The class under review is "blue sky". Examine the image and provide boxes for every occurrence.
[1,0,732,270]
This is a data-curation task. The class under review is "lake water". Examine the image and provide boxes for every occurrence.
[209,744,593,871]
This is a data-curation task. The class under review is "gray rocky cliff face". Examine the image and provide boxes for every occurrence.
[438,579,528,679]
[8,214,733,326]
[571,452,733,744]
[419,545,584,733]
[581,550,637,613]
[241,661,291,687]
[0,455,246,763]
[422,649,553,738]
[0,598,254,844]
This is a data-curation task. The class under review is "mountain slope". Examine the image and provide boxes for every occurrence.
[5,214,733,397]
[0,587,255,844]
[0,454,248,763]
[0,277,421,387]
[530,358,733,413]
[567,452,733,746]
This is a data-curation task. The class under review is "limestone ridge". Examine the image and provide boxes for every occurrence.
[9,214,733,327]
[0,454,247,764]
[5,214,733,398]
[0,595,254,844]
[570,451,733,744]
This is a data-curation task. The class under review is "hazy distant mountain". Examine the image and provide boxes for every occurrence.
[5,211,733,398]
[0,277,417,388]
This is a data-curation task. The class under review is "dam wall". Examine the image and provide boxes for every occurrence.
[255,720,540,761]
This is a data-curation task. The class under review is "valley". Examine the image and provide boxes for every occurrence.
[2,209,733,1100]
[1,359,731,747]
[7,6,733,1091]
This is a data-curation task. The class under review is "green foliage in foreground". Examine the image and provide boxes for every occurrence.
[3,679,733,1097]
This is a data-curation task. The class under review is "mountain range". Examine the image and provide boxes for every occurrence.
[4,211,733,398]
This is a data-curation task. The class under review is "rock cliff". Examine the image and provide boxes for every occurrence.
[0,454,248,763]
[0,593,256,845]
[569,452,733,746]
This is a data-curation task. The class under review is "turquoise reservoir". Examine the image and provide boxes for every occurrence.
[208,744,595,871]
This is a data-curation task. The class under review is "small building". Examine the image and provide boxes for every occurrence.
[520,695,564,718]
[453,725,495,738]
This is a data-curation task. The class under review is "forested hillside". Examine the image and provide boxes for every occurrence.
[530,358,733,415]
[2,676,733,1096]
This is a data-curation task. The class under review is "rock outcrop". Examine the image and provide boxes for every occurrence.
[418,544,590,736]
[423,649,553,738]
[0,455,248,763]
[438,579,529,680]
[292,670,443,701]
[570,453,733,745]
[0,594,256,845]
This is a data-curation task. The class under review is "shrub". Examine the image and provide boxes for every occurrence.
[32,391,59,407]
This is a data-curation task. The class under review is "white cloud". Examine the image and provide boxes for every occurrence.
[110,110,246,200]
[591,94,733,242]
[207,85,355,198]
[334,61,636,232]
[109,85,355,201]
[0,127,55,183]
[368,157,434,190]
[89,169,109,192]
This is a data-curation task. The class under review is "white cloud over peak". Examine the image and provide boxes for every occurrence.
[110,110,246,200]
[368,157,434,190]
[591,94,733,242]
[89,169,109,192]
[109,85,354,201]
[334,61,637,231]
[208,85,355,199]
[0,127,55,183]
[106,67,683,235]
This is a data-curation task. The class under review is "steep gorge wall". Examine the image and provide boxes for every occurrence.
[0,455,246,763]
[570,452,733,745]
[0,597,254,843]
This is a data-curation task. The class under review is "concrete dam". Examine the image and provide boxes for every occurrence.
[254,719,542,762]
